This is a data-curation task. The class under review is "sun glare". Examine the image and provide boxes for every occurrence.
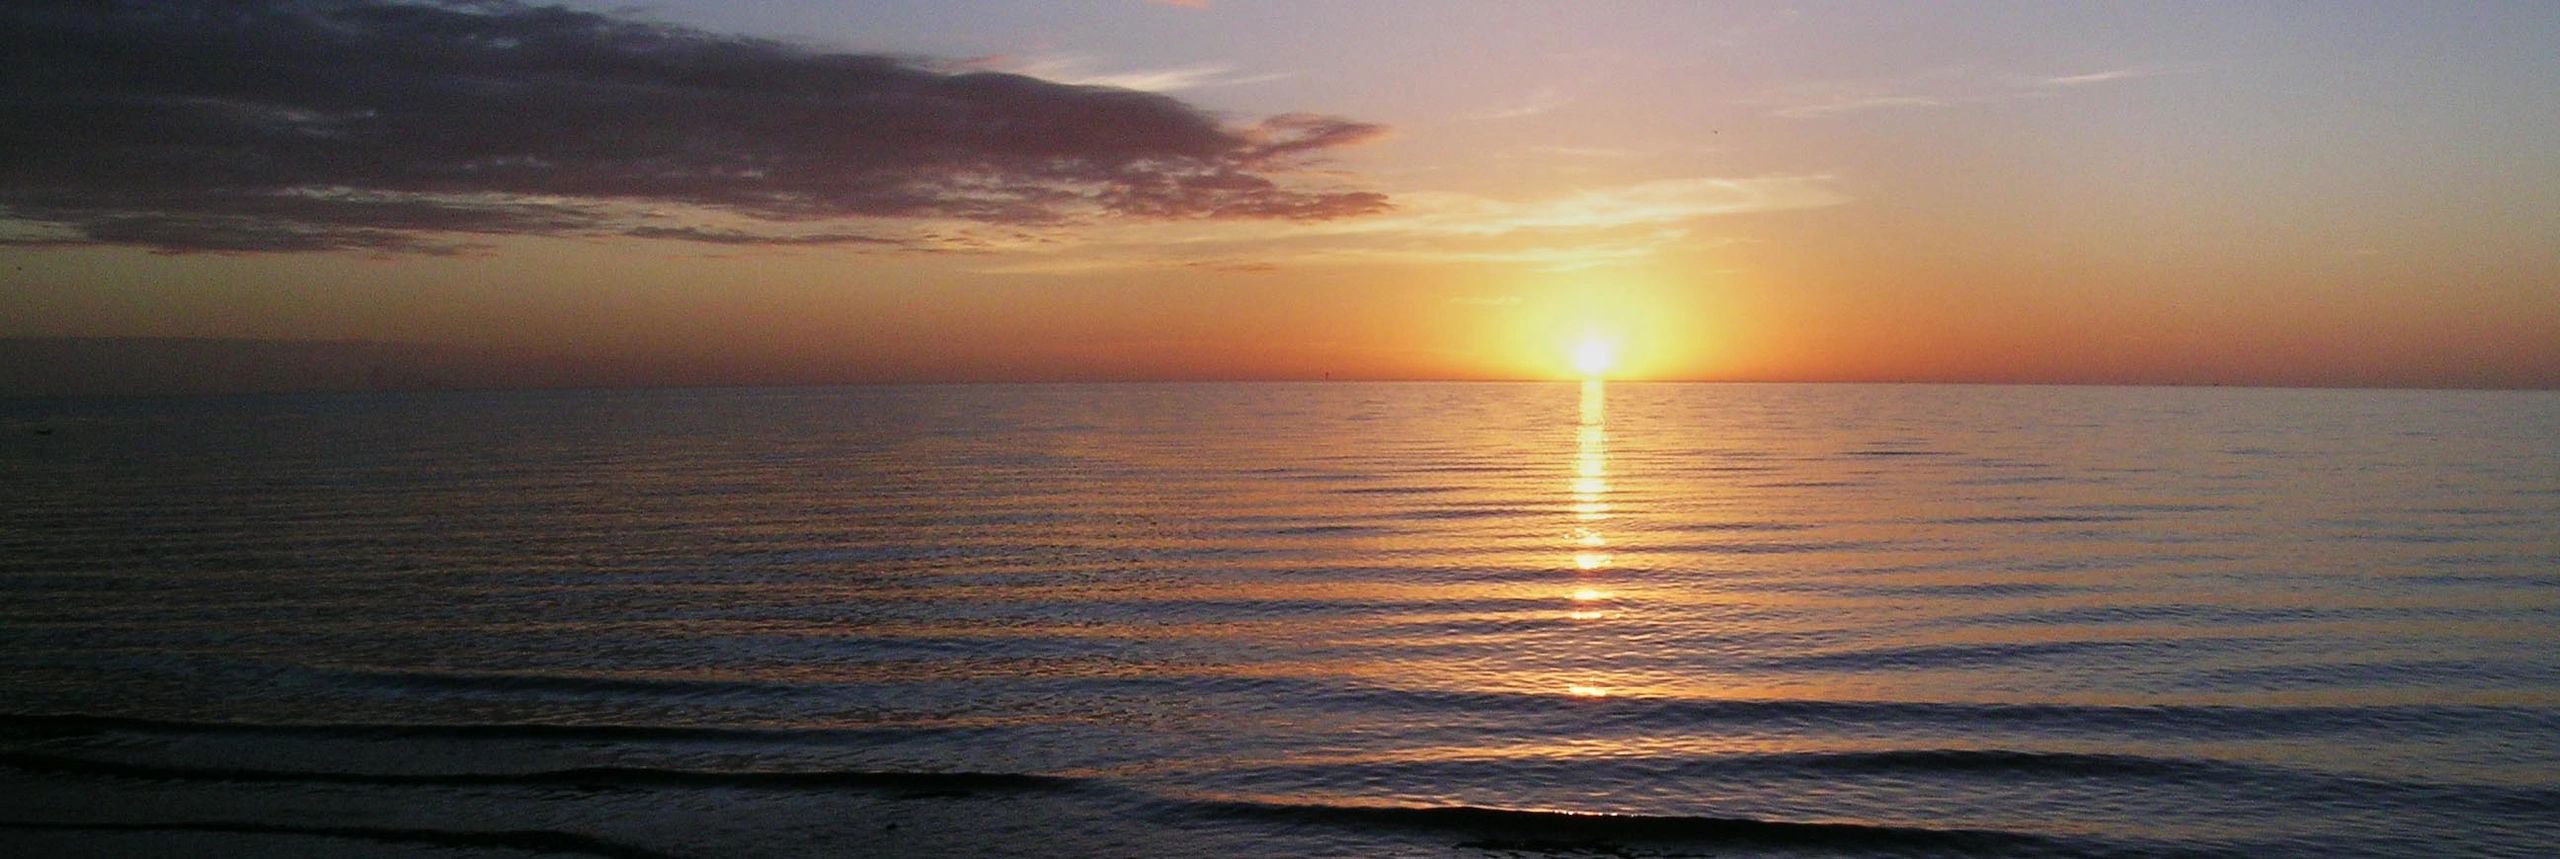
[1568,337,1618,378]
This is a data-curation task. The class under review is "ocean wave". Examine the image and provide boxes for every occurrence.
[2069,503,2244,514]
[1658,520,1818,533]
[1856,581,2090,598]
[0,711,941,744]
[1200,748,2560,816]
[1197,747,2238,786]
[0,819,671,859]
[329,667,782,697]
[1139,686,2560,741]
[1192,799,2131,856]
[1628,539,1889,555]
[0,749,1080,795]
[1251,524,1391,537]
[1382,506,1535,521]
[1742,639,2210,672]
[1332,484,1464,496]
[1931,514,2144,525]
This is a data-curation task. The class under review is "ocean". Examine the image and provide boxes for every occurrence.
[2,382,2554,858]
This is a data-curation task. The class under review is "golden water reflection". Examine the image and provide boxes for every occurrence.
[1566,379,1613,697]
[1570,379,1612,575]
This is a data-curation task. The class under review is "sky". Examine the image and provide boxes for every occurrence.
[3,0,2556,390]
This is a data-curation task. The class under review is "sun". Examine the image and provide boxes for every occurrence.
[1568,337,1618,378]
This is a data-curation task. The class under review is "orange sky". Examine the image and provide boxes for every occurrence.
[3,1,2556,390]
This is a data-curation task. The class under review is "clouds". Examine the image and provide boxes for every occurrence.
[0,0,1387,254]
[981,174,1843,274]
[1473,85,1572,121]
[2042,67,2174,88]
[1768,65,2179,119]
[1380,177,1845,236]
[973,54,1291,93]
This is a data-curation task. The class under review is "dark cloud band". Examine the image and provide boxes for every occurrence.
[0,0,1390,253]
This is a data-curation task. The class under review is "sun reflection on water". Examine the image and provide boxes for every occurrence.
[1565,379,1617,696]
[1571,379,1612,574]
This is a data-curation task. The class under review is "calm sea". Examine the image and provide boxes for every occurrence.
[2,382,2555,858]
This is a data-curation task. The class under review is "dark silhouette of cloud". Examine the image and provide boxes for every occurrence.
[0,0,1390,254]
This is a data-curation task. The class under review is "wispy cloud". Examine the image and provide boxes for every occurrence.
[974,54,1292,92]
[0,0,1385,254]
[1773,95,1950,119]
[1280,239,1677,272]
[979,175,1841,274]
[2042,66,2173,87]
[1518,145,1641,160]
[1368,177,1846,237]
[1474,85,1573,121]
[1769,64,2177,119]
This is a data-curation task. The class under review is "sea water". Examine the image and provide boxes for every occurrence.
[2,382,2555,857]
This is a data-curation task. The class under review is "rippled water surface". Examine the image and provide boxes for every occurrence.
[3,382,2556,857]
